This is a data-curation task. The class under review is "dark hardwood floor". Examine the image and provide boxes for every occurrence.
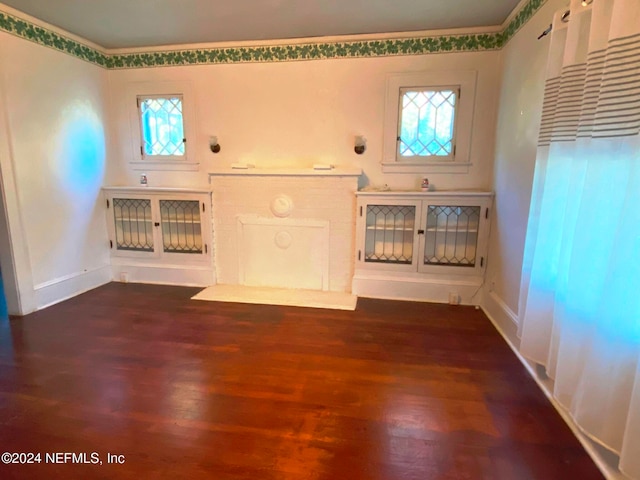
[0,283,603,479]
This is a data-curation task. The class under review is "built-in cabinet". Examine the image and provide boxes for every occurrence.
[102,187,214,286]
[353,191,493,304]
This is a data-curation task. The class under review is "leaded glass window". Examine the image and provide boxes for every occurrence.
[397,88,457,159]
[138,95,185,157]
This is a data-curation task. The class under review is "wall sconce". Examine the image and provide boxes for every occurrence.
[210,136,221,153]
[581,0,593,6]
[354,135,366,155]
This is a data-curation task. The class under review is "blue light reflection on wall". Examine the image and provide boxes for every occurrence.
[54,100,106,198]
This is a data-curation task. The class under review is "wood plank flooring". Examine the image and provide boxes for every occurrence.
[0,283,603,479]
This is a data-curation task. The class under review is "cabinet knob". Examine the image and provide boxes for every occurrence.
[417,229,425,235]
[154,222,160,227]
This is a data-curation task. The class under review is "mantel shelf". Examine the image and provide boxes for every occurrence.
[103,186,211,194]
[209,167,362,177]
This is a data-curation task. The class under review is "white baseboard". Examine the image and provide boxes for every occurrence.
[483,289,520,339]
[352,272,484,304]
[33,265,112,311]
[480,291,623,480]
[111,264,215,287]
[30,263,216,311]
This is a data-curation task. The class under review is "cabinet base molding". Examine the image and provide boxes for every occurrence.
[352,272,484,305]
[111,263,215,287]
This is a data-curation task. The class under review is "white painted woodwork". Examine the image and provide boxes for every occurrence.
[353,191,493,304]
[102,187,215,286]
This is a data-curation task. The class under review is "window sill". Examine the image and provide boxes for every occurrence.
[130,160,200,172]
[381,161,472,174]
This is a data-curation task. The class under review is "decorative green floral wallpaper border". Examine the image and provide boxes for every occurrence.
[0,11,108,67]
[106,34,503,69]
[500,0,547,45]
[0,0,546,69]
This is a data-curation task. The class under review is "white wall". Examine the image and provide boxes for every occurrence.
[0,31,111,313]
[484,0,568,324]
[106,51,502,192]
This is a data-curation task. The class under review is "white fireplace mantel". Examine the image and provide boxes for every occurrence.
[208,168,359,293]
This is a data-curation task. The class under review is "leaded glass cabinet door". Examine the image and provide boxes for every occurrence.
[418,200,486,275]
[359,200,420,271]
[159,199,203,255]
[111,197,155,255]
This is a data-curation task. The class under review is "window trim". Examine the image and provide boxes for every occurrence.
[127,81,198,172]
[382,70,477,174]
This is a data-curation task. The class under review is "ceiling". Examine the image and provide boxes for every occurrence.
[1,0,522,50]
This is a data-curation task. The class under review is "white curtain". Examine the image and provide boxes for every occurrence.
[518,0,640,478]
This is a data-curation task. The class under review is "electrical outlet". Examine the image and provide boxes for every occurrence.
[448,292,460,305]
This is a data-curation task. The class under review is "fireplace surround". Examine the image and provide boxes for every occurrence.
[208,167,361,293]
